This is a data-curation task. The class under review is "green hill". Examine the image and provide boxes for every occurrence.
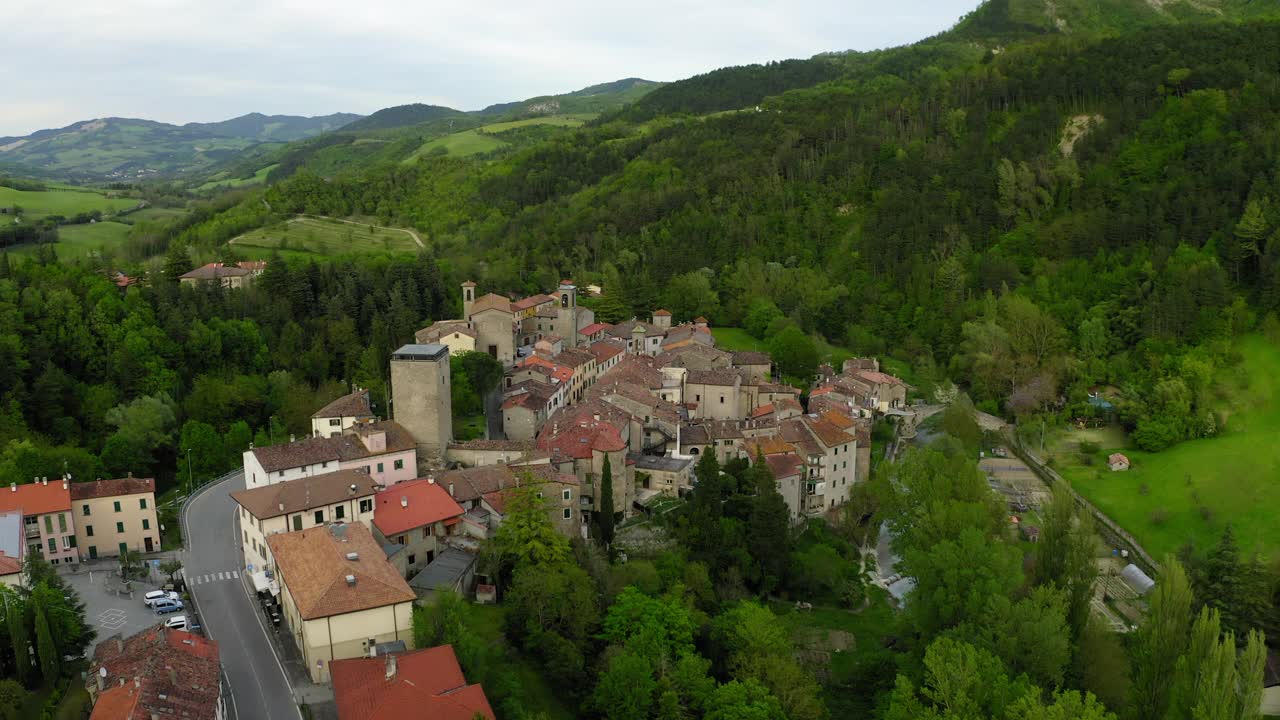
[185,112,362,141]
[480,78,664,118]
[950,0,1280,39]
[339,104,467,132]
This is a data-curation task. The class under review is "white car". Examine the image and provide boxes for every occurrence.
[143,590,179,607]
[163,615,188,631]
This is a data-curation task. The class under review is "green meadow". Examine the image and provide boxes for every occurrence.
[0,185,137,218]
[231,216,421,257]
[404,114,594,162]
[6,221,132,259]
[1060,335,1280,559]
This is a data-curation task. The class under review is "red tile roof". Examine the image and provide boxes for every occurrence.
[266,524,415,620]
[70,477,155,501]
[372,479,464,536]
[0,480,71,516]
[653,309,671,317]
[855,370,908,387]
[763,453,805,480]
[470,293,514,315]
[579,322,612,336]
[511,294,555,312]
[90,626,222,720]
[750,404,775,419]
[587,340,624,364]
[312,389,374,419]
[0,552,21,577]
[331,645,494,720]
[538,420,626,459]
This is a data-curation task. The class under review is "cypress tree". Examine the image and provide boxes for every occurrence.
[5,597,30,687]
[596,454,615,550]
[33,603,57,683]
[747,453,791,593]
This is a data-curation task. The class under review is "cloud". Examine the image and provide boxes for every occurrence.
[0,0,979,135]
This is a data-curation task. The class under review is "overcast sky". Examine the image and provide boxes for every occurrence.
[3,0,979,137]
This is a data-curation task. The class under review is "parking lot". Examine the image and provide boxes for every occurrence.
[59,560,196,648]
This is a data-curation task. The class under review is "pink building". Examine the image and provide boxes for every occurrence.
[243,421,419,489]
[0,477,77,566]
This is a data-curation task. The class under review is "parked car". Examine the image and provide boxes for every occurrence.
[164,615,188,630]
[153,599,184,615]
[143,590,180,607]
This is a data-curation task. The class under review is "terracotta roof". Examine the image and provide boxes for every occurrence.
[373,479,465,536]
[587,340,625,364]
[70,477,155,501]
[607,320,666,338]
[250,421,415,473]
[819,409,856,430]
[579,322,612,337]
[554,348,595,369]
[703,420,745,440]
[179,262,250,280]
[266,523,415,620]
[745,437,797,457]
[855,370,908,387]
[0,480,71,516]
[331,645,494,720]
[460,280,477,288]
[0,552,21,577]
[763,453,805,480]
[599,355,665,389]
[312,390,374,419]
[779,419,824,458]
[686,368,742,387]
[731,351,771,366]
[511,294,555,312]
[90,625,221,720]
[237,260,267,272]
[537,419,627,460]
[518,355,574,384]
[750,404,775,419]
[231,470,378,520]
[1109,453,1129,464]
[469,293,513,315]
[436,465,577,504]
[679,425,709,446]
[803,415,856,448]
[653,309,671,317]
[695,316,709,323]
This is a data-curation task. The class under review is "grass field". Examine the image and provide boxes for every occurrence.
[7,221,132,259]
[711,327,768,352]
[231,216,420,257]
[404,114,594,163]
[0,185,137,218]
[1059,335,1280,559]
[121,206,187,224]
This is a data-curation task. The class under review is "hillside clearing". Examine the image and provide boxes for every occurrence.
[403,114,594,163]
[1060,335,1280,559]
[0,185,138,218]
[7,221,132,259]
[230,215,422,257]
[195,163,278,191]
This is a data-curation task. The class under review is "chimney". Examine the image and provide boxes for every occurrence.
[278,503,285,512]
[448,483,454,498]
[400,496,407,508]
[42,477,47,486]
[96,667,106,693]
[290,435,296,443]
[62,477,68,490]
[385,653,397,681]
[166,666,176,686]
[345,574,356,586]
[127,471,132,478]
[116,637,124,653]
[349,483,357,495]
[345,552,359,561]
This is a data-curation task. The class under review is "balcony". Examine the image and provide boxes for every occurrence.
[24,524,40,539]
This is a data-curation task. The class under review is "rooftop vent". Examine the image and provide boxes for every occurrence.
[346,552,359,561]
[400,496,408,508]
[349,483,357,495]
[345,574,356,586]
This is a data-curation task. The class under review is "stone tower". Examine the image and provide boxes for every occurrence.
[390,344,452,463]
[461,281,477,320]
[556,280,578,348]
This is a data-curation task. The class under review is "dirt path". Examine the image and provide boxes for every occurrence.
[228,214,425,249]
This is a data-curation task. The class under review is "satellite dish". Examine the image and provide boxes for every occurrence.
[99,666,107,678]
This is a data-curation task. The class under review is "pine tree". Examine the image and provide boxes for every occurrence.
[33,603,57,683]
[162,243,192,283]
[693,452,723,520]
[596,454,615,550]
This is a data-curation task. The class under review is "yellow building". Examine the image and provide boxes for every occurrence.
[267,523,416,683]
[70,477,160,558]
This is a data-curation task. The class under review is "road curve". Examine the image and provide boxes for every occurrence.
[184,471,301,720]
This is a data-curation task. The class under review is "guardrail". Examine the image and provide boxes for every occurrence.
[1002,429,1157,576]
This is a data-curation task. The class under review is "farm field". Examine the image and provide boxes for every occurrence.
[120,206,187,224]
[404,114,594,162]
[0,185,138,218]
[195,163,278,191]
[7,221,132,259]
[230,215,421,257]
[1059,335,1280,559]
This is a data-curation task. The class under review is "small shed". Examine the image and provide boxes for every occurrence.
[1108,453,1130,472]
[1022,525,1041,543]
[1121,563,1155,596]
[407,547,477,602]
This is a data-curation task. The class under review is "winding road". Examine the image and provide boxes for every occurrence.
[183,471,301,720]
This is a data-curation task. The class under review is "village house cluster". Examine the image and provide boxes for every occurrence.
[215,278,907,705]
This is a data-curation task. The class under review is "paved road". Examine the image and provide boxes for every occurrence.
[184,472,300,720]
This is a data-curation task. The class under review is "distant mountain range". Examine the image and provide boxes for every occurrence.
[0,112,364,182]
[0,79,663,182]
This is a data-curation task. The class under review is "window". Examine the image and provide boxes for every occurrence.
[376,462,384,473]
[321,462,327,469]
[562,488,572,501]
[143,519,150,530]
[113,501,121,513]
[292,515,302,531]
[563,508,572,520]
[82,504,91,517]
[359,499,373,514]
[116,522,124,533]
[695,394,701,402]
[68,536,77,549]
[423,527,432,539]
[364,466,371,474]
[314,510,324,525]
[335,506,345,520]
[61,536,71,550]
[408,554,416,566]
[139,498,147,510]
[88,546,97,559]
[719,396,725,404]
[329,418,341,427]
[86,525,94,537]
[118,542,128,556]
[44,515,52,533]
[397,535,406,545]
[58,514,66,533]
[278,471,285,477]
[244,531,248,544]
[47,538,56,554]
[394,459,404,471]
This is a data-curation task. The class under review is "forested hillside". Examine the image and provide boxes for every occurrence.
[146,15,1280,458]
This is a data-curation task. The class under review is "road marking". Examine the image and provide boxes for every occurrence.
[97,608,127,631]
[232,570,239,579]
